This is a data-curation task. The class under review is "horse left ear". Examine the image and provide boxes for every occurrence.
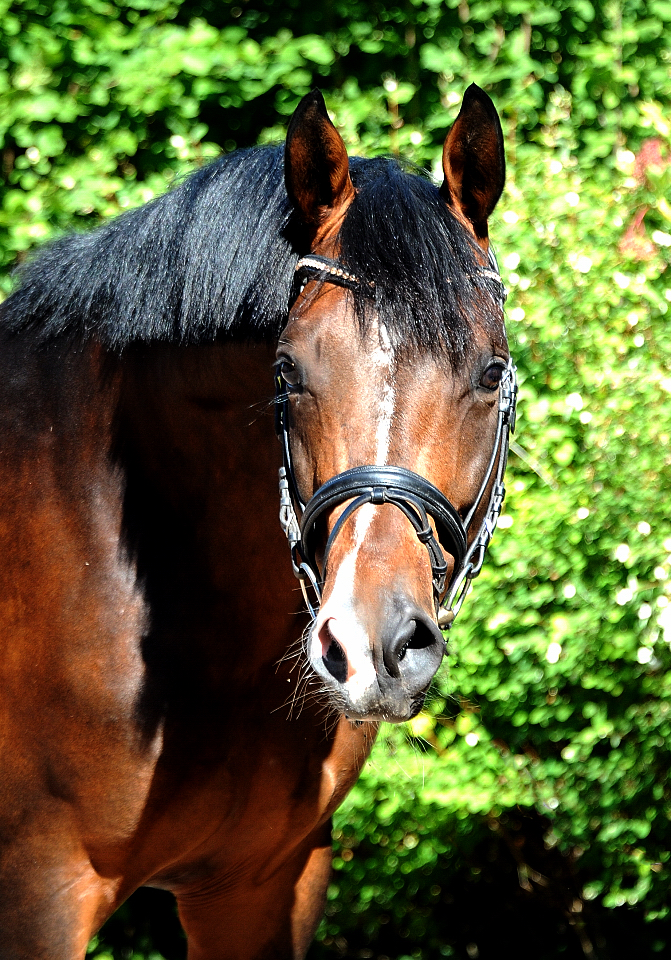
[440,84,505,247]
[285,89,355,239]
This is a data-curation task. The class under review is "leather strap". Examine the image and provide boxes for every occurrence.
[300,465,467,593]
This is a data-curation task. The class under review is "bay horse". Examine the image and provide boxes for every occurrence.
[0,85,515,958]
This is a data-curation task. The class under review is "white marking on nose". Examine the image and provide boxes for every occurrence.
[312,504,378,695]
[309,323,397,700]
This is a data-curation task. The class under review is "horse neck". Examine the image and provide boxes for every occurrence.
[117,339,300,675]
[0,332,125,511]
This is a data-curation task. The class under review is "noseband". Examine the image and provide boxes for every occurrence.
[276,251,517,629]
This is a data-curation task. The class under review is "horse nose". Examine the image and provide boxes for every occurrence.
[315,602,445,696]
[381,606,445,684]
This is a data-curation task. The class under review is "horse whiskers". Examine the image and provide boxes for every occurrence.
[274,633,307,672]
[279,672,327,723]
[290,665,342,726]
[320,708,343,743]
[293,625,350,726]
[274,629,327,721]
[247,396,277,412]
[290,668,315,717]
[247,392,290,413]
[246,395,288,427]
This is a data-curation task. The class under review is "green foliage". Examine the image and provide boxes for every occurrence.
[2,0,671,290]
[1,1,671,957]
[316,124,671,956]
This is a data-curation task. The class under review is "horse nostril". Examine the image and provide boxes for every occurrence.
[406,619,441,651]
[383,613,443,680]
[318,619,348,684]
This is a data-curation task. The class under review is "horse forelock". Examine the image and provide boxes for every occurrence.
[339,156,505,365]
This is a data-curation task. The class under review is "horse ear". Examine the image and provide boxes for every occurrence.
[440,84,505,247]
[285,89,354,236]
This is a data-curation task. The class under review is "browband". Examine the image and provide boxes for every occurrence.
[290,250,508,305]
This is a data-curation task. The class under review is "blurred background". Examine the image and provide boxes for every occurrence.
[1,1,670,957]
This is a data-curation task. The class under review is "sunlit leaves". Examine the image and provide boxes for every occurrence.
[319,86,671,952]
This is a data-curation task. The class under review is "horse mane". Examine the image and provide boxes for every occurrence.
[0,147,501,356]
[0,146,297,348]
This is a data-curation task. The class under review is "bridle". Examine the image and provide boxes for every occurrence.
[276,250,517,629]
[276,252,517,628]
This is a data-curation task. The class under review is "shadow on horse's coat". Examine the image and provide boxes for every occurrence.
[0,86,510,958]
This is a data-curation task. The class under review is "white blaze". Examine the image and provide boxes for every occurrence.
[371,322,395,466]
[310,322,396,700]
[310,507,378,698]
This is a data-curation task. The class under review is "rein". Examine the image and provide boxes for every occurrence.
[276,251,517,628]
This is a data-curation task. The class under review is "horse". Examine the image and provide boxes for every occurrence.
[0,84,515,959]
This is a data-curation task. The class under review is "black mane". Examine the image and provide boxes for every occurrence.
[1,147,296,348]
[0,146,501,355]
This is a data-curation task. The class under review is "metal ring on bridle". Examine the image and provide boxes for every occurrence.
[276,251,517,630]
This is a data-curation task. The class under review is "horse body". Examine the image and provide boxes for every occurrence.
[0,86,510,957]
[0,332,371,956]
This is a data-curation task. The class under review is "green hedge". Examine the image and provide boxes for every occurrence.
[315,133,671,958]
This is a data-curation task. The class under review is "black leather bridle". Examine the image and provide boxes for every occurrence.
[276,251,517,628]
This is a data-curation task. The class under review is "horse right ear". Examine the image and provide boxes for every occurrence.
[285,90,355,240]
[440,84,505,248]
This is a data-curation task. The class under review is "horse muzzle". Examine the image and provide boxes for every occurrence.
[310,592,446,723]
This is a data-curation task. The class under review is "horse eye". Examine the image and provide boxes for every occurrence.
[480,362,505,391]
[278,358,302,390]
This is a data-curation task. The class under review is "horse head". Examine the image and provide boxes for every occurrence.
[278,86,513,724]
